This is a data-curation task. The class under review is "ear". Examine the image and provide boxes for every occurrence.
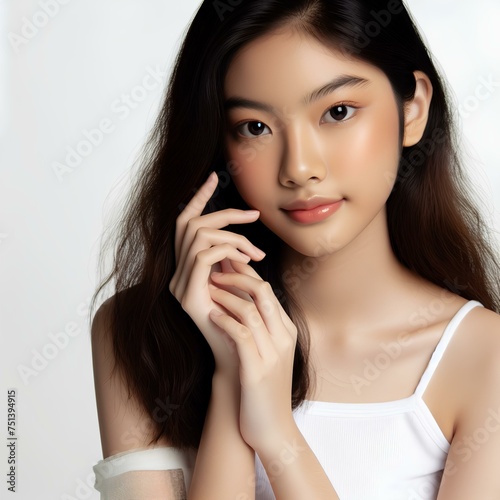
[402,71,433,147]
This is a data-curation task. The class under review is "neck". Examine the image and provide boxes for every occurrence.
[280,209,430,340]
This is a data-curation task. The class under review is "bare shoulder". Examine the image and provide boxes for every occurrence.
[453,304,500,420]
[437,305,500,498]
[91,285,140,342]
[91,295,114,347]
[459,304,500,370]
[91,294,173,459]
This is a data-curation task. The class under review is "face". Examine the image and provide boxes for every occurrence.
[223,29,401,258]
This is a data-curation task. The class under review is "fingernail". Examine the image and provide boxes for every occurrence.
[211,272,223,278]
[255,248,266,257]
[208,171,218,182]
[246,210,260,215]
[210,309,222,317]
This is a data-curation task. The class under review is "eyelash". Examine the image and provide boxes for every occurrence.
[233,102,360,139]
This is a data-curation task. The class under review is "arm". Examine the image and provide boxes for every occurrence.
[92,296,255,499]
[435,309,500,499]
[254,421,339,499]
[188,374,255,499]
[91,299,188,498]
[168,172,266,498]
[207,262,341,500]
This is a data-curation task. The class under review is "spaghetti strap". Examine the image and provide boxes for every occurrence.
[413,300,484,398]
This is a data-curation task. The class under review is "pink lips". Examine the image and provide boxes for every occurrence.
[283,200,344,223]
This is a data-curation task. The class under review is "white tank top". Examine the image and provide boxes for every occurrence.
[92,300,483,499]
[254,299,483,500]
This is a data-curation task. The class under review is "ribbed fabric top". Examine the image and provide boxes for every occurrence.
[254,300,483,500]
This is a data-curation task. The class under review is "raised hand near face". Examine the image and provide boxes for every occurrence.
[168,171,266,378]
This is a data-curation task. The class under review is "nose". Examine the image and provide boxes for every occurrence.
[278,124,327,188]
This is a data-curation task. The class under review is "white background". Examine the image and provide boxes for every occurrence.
[1,1,499,498]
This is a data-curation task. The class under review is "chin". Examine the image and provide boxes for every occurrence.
[283,234,346,259]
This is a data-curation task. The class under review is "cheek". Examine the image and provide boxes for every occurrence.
[225,137,277,209]
[332,109,400,198]
[231,173,261,210]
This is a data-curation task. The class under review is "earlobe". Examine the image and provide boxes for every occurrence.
[402,71,434,147]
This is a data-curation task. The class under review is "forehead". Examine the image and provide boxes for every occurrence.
[224,29,388,105]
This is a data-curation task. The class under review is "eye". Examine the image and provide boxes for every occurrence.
[322,104,358,124]
[235,121,271,139]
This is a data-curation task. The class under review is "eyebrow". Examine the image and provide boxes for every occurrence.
[224,75,370,114]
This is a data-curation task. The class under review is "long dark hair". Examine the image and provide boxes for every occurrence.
[90,0,500,450]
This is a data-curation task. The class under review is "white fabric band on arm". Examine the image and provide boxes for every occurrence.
[93,446,197,498]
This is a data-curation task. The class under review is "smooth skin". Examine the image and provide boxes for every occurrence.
[92,27,500,499]
[209,28,499,498]
[169,172,264,498]
[169,171,333,498]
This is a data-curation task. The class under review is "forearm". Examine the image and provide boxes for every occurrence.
[256,421,340,500]
[188,374,255,499]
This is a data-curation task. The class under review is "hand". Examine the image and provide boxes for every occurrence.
[207,261,298,452]
[168,171,266,378]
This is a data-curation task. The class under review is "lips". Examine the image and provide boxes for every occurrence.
[281,198,345,224]
[281,196,344,211]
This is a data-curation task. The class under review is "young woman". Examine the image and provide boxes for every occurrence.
[91,1,500,498]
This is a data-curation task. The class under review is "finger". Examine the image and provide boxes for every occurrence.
[209,309,262,369]
[172,228,265,293]
[220,258,235,274]
[172,209,261,291]
[226,261,297,338]
[210,271,289,343]
[175,171,218,262]
[211,259,255,303]
[232,261,296,334]
[180,244,251,306]
[177,209,260,272]
[206,312,238,356]
[208,284,275,359]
